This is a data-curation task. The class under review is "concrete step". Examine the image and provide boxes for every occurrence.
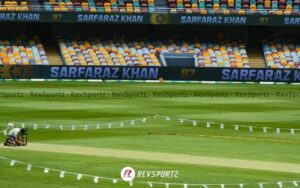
[45,46,63,65]
[247,48,266,68]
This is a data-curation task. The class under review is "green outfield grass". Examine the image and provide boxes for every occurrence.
[0,82,299,188]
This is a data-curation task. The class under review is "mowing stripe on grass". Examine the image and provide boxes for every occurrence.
[148,132,300,144]
[1,143,300,174]
[0,156,299,187]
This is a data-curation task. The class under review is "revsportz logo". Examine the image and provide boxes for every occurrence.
[121,167,179,181]
[121,167,136,181]
[136,170,179,178]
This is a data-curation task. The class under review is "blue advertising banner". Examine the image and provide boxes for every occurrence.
[0,11,299,26]
[1,65,300,82]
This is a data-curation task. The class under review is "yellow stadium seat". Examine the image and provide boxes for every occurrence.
[223,9,230,14]
[213,4,220,8]
[3,58,9,64]
[286,5,292,10]
[4,1,11,5]
[134,8,141,13]
[90,8,97,12]
[105,8,112,12]
[264,0,270,6]
[7,6,16,11]
[238,10,246,14]
[250,4,256,9]
[185,8,192,13]
[61,7,67,11]
[11,1,17,5]
[15,6,22,11]
[53,7,61,11]
[59,2,66,6]
[200,9,207,14]
[104,2,110,7]
[284,10,291,15]
[81,2,88,7]
[127,8,133,13]
[192,4,198,8]
[184,3,191,8]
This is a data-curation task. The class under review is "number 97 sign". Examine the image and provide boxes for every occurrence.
[180,69,195,79]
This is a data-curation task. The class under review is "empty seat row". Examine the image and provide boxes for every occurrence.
[0,36,49,65]
[196,42,249,67]
[42,0,155,12]
[263,40,300,68]
[58,36,249,68]
[58,37,161,66]
[169,0,300,14]
[0,0,29,11]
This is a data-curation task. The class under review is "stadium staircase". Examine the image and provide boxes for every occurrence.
[155,0,168,12]
[30,0,42,11]
[248,48,266,68]
[46,46,64,65]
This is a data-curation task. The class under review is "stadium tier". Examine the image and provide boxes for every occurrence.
[58,37,161,66]
[0,0,29,11]
[168,0,300,14]
[58,37,249,67]
[0,36,49,65]
[263,41,300,68]
[42,0,155,12]
[196,41,249,67]
[0,0,298,14]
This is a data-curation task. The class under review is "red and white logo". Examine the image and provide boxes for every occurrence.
[121,167,135,181]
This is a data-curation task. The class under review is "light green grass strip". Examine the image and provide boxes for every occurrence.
[0,155,299,187]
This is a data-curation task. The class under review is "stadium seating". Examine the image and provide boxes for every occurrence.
[0,36,49,65]
[58,37,161,66]
[41,0,155,13]
[58,36,249,67]
[168,0,300,14]
[263,41,300,68]
[196,41,249,67]
[0,0,29,11]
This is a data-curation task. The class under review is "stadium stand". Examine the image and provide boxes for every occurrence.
[167,0,300,14]
[0,36,49,65]
[58,36,161,66]
[196,41,249,67]
[58,36,249,67]
[0,0,29,11]
[41,0,156,13]
[263,40,300,68]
